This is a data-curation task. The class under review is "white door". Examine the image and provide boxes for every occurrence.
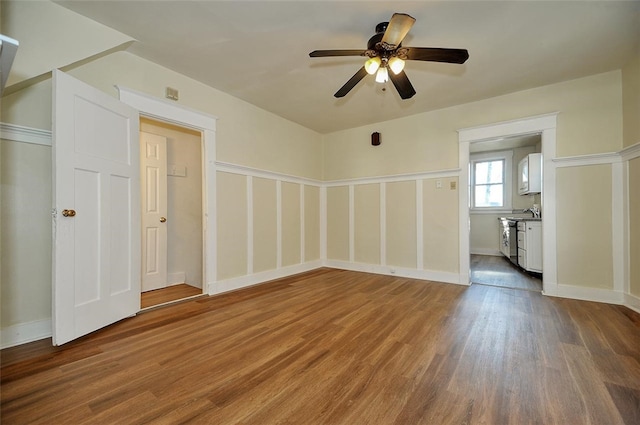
[140,131,168,292]
[52,70,140,345]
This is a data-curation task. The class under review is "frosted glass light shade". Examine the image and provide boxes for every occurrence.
[388,57,405,74]
[375,67,389,83]
[364,57,381,75]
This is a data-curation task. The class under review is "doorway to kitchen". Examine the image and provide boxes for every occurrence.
[458,113,558,296]
[139,117,205,308]
[468,134,543,292]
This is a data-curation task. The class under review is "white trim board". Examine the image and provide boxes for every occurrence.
[324,259,463,286]
[620,142,640,161]
[324,168,460,187]
[212,260,322,295]
[116,86,217,131]
[544,284,625,306]
[0,123,52,146]
[216,161,322,187]
[1,319,52,349]
[553,151,621,167]
[624,293,640,315]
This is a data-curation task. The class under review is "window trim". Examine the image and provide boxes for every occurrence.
[470,150,512,212]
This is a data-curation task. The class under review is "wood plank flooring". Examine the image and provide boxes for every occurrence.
[2,268,639,424]
[141,284,203,309]
[471,254,542,291]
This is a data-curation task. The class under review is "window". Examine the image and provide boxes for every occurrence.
[470,151,512,211]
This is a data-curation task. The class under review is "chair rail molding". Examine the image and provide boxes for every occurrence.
[0,122,51,145]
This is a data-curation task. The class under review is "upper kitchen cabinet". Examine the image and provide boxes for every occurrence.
[518,153,542,195]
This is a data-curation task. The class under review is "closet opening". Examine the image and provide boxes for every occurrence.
[139,117,205,308]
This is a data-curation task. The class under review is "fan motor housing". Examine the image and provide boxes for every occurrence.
[367,22,389,50]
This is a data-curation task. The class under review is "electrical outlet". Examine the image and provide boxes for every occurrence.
[450,181,457,190]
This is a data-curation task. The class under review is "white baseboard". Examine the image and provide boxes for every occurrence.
[470,248,502,256]
[624,292,640,314]
[1,319,52,349]
[323,259,463,286]
[544,283,624,305]
[210,260,323,295]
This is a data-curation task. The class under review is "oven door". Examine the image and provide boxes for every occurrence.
[500,219,510,258]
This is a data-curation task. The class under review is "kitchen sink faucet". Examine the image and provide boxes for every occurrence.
[523,206,541,218]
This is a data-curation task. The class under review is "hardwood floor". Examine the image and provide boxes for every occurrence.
[471,253,542,291]
[141,284,203,309]
[2,268,639,424]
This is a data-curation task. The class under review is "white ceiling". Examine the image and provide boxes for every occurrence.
[55,1,640,134]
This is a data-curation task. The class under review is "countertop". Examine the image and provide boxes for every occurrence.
[499,216,542,221]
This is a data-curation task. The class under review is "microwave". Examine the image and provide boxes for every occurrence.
[518,153,542,195]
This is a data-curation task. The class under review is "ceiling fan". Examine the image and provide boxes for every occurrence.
[309,13,469,99]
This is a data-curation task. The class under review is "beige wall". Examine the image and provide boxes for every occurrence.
[281,182,301,267]
[1,140,52,327]
[630,158,640,297]
[323,71,623,181]
[327,186,349,261]
[304,185,321,262]
[622,46,639,301]
[252,178,277,273]
[622,51,640,148]
[423,177,459,273]
[556,165,613,289]
[65,52,323,180]
[354,184,380,265]
[386,181,417,269]
[1,0,132,88]
[2,80,52,129]
[216,172,248,280]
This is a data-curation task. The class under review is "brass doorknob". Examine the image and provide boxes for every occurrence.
[62,209,76,217]
[160,217,167,223]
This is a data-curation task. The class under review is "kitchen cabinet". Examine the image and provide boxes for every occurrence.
[517,221,542,273]
[518,153,542,195]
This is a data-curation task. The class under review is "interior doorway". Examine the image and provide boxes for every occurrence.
[139,117,205,308]
[468,134,543,292]
[457,113,558,296]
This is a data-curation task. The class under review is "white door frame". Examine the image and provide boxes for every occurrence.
[117,86,217,295]
[457,113,559,295]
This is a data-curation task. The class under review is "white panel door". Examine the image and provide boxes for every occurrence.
[52,70,140,345]
[140,131,168,292]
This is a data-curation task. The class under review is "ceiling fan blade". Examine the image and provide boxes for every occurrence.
[405,47,469,64]
[309,49,366,57]
[389,70,416,100]
[381,13,416,47]
[334,67,368,98]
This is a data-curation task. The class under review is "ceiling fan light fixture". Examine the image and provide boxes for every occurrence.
[388,56,405,74]
[364,56,381,75]
[375,66,389,83]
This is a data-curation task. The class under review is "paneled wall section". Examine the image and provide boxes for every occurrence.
[215,165,322,293]
[325,173,460,284]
